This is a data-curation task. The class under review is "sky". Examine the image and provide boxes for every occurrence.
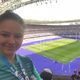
[14,0,80,21]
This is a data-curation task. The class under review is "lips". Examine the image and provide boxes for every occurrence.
[5,46,16,51]
[2,44,17,51]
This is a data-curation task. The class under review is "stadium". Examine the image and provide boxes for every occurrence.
[1,0,80,80]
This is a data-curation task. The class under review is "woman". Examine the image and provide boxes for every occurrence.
[0,10,42,80]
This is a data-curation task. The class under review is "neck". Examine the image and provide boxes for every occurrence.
[0,50,16,64]
[6,54,16,64]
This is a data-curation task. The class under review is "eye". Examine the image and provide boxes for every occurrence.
[0,33,10,37]
[14,34,23,38]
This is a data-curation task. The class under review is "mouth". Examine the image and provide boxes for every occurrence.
[3,45,16,51]
[5,47,16,51]
[2,43,20,52]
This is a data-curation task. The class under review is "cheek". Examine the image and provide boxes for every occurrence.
[0,36,5,41]
[0,37,6,47]
[16,40,23,48]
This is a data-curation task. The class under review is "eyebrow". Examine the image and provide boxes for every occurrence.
[0,31,23,34]
[0,31,10,34]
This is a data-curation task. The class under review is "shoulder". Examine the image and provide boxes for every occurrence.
[17,55,33,63]
[16,55,34,70]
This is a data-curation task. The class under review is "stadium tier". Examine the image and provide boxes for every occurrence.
[24,24,80,39]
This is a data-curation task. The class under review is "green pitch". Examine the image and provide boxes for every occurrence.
[23,38,80,64]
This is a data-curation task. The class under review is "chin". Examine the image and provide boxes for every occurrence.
[3,50,16,55]
[1,47,18,55]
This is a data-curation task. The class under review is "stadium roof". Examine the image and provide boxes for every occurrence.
[14,0,80,25]
[0,0,45,14]
[1,0,80,25]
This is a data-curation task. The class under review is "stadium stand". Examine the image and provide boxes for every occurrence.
[24,24,80,39]
[22,24,80,44]
[1,0,80,80]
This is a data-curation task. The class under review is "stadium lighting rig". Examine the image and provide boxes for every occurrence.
[35,0,58,6]
[29,0,58,5]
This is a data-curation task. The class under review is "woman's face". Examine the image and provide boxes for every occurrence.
[0,19,24,55]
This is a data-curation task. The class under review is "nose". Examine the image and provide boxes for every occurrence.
[8,35,16,44]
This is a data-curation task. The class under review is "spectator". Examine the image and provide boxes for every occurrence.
[40,68,53,80]
[77,70,80,80]
[71,70,78,80]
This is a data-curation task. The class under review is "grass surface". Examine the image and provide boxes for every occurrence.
[23,38,80,64]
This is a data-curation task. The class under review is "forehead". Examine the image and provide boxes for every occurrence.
[0,19,24,33]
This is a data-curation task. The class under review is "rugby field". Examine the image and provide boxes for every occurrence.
[23,38,80,64]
